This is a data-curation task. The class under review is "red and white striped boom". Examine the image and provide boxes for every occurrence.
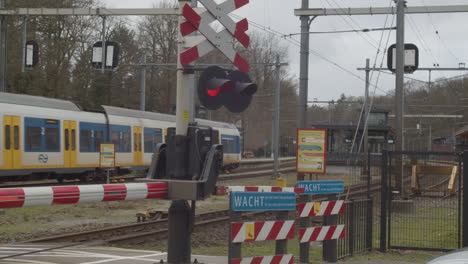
[0,182,168,209]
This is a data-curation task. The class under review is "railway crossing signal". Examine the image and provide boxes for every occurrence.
[198,66,257,113]
[180,0,251,72]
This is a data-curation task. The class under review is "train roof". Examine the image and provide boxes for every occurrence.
[0,92,237,130]
[0,92,81,111]
[103,105,237,129]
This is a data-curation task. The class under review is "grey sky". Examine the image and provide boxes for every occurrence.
[102,0,468,102]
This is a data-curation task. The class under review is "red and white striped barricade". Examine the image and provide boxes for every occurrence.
[229,189,297,264]
[0,182,168,209]
[297,200,345,217]
[231,254,294,264]
[299,224,346,243]
[296,180,345,263]
[231,220,295,243]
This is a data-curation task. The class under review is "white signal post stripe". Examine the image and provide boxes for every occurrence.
[300,225,345,243]
[298,200,345,217]
[231,254,294,264]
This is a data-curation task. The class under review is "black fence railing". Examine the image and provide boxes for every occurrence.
[337,199,373,259]
[381,151,463,252]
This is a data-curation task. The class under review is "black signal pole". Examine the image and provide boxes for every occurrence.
[167,0,193,263]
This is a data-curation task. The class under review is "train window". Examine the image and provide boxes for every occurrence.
[122,132,131,152]
[4,125,10,150]
[26,127,41,151]
[45,127,60,151]
[65,129,69,151]
[111,132,120,152]
[144,128,163,153]
[221,135,240,154]
[71,129,76,150]
[94,130,104,152]
[80,130,92,152]
[13,126,19,150]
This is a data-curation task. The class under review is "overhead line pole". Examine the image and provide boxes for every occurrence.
[0,0,6,92]
[298,1,311,263]
[395,0,405,196]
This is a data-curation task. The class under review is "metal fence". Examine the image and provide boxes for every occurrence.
[337,199,373,259]
[381,151,462,251]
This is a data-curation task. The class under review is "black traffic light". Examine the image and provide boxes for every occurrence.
[198,66,257,113]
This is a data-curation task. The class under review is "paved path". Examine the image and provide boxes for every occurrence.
[0,243,227,264]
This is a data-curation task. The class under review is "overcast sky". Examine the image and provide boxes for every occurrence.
[102,0,468,102]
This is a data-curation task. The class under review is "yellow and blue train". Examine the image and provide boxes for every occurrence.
[0,92,241,182]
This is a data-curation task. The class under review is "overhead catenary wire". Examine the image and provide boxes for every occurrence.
[283,26,396,37]
[230,14,390,95]
[323,0,381,50]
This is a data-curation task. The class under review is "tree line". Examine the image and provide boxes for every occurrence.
[3,0,300,155]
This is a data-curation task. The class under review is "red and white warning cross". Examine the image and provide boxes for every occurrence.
[231,254,294,264]
[231,220,295,243]
[180,0,251,72]
[297,200,345,217]
[0,183,168,209]
[299,225,345,243]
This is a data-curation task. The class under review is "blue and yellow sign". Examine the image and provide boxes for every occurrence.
[230,192,296,212]
[296,129,327,174]
[297,180,344,195]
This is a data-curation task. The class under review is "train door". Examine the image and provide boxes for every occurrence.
[133,126,142,165]
[3,116,21,169]
[63,121,77,167]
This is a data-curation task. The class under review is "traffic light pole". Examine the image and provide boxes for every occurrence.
[167,1,193,263]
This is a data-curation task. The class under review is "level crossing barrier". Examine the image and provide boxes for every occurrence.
[228,187,303,264]
[0,182,168,209]
[296,180,346,263]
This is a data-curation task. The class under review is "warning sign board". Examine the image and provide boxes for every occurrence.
[296,129,327,174]
[100,143,116,168]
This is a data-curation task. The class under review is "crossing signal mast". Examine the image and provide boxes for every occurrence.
[145,0,255,263]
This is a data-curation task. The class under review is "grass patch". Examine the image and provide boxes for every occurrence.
[190,239,322,261]
[340,249,443,263]
[389,206,458,249]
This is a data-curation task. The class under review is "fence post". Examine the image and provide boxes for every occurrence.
[323,194,338,262]
[276,211,289,255]
[229,201,242,263]
[299,194,310,263]
[348,200,355,256]
[366,198,373,251]
[380,150,388,252]
[463,151,468,247]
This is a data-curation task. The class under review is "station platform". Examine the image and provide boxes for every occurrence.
[0,243,227,264]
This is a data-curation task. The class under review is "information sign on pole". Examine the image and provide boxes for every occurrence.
[99,143,116,168]
[230,192,296,212]
[297,180,344,195]
[296,129,327,174]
